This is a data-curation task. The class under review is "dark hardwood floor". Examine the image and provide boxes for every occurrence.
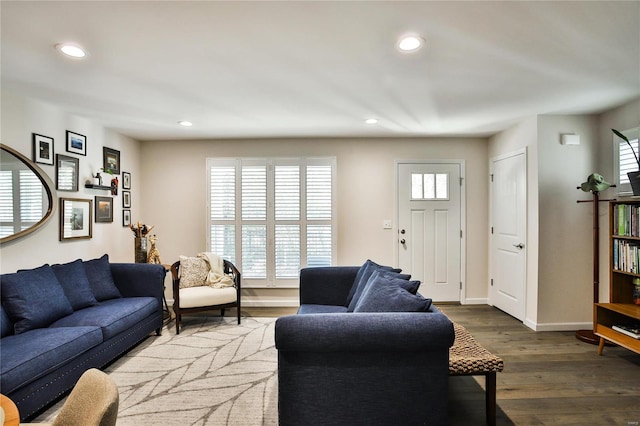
[241,304,640,425]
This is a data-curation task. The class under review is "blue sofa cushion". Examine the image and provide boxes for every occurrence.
[347,261,409,312]
[50,297,159,340]
[0,326,102,393]
[297,304,348,314]
[1,265,74,334]
[52,259,98,310]
[83,254,122,301]
[354,273,432,312]
[1,305,14,338]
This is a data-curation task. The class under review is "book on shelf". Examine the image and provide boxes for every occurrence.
[612,324,640,339]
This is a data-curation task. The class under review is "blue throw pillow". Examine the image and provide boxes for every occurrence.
[1,264,74,334]
[346,260,406,312]
[353,273,432,313]
[52,259,98,310]
[1,305,13,338]
[83,254,122,301]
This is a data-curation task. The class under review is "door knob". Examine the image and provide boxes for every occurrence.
[513,243,525,249]
[400,229,406,234]
[400,239,406,244]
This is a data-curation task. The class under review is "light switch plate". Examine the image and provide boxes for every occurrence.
[383,220,392,229]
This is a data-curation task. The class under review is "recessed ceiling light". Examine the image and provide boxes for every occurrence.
[178,121,193,127]
[397,35,425,52]
[365,118,379,125]
[55,43,87,58]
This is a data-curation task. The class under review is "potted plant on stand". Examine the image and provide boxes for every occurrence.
[613,128,640,196]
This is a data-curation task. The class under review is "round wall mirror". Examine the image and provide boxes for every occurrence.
[0,143,55,244]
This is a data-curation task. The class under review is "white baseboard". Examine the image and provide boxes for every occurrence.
[168,298,299,308]
[240,299,300,308]
[525,320,593,332]
[460,297,488,305]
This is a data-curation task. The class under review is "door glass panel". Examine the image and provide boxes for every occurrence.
[411,173,449,200]
[435,173,448,199]
[411,173,423,199]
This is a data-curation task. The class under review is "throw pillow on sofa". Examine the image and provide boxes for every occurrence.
[353,272,432,313]
[346,260,407,312]
[83,254,122,301]
[1,264,74,334]
[52,259,98,310]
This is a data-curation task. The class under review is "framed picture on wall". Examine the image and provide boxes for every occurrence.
[33,133,54,165]
[122,190,131,208]
[59,198,92,240]
[102,147,120,175]
[56,154,79,192]
[66,131,86,156]
[123,209,131,227]
[122,171,131,189]
[95,196,113,223]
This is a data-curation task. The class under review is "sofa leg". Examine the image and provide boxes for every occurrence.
[155,327,162,336]
[486,372,497,426]
[221,308,225,318]
[176,313,181,335]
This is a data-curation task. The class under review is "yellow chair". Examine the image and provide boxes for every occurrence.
[171,258,241,334]
[23,368,119,426]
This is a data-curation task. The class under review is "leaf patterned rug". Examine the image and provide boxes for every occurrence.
[33,316,279,425]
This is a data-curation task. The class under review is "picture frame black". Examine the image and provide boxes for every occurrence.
[123,209,131,227]
[95,196,113,223]
[32,133,54,165]
[122,190,131,208]
[59,197,92,240]
[56,154,79,192]
[66,131,86,156]
[122,171,131,189]
[103,147,120,175]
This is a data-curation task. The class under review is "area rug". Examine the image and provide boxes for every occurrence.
[34,316,279,426]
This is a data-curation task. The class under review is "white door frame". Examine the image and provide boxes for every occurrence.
[394,159,467,303]
[488,148,527,319]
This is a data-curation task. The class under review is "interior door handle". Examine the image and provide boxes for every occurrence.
[513,243,525,249]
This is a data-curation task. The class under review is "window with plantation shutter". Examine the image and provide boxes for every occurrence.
[614,127,640,194]
[207,157,335,288]
[0,168,46,238]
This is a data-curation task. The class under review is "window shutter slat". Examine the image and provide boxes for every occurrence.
[275,224,300,277]
[307,165,332,220]
[242,225,267,278]
[210,167,236,220]
[307,224,332,267]
[275,166,300,220]
[620,139,640,184]
[242,166,266,220]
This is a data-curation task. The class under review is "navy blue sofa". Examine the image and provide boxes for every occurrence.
[275,264,455,426]
[0,255,165,421]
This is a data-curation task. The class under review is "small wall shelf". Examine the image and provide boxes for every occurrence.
[84,184,111,190]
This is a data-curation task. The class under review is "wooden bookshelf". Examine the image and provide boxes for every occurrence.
[595,201,640,355]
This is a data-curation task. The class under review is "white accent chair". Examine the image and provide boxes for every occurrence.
[170,259,241,334]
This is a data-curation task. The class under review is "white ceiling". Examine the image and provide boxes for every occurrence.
[2,1,639,141]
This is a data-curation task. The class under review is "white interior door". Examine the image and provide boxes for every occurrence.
[397,162,462,301]
[490,150,527,320]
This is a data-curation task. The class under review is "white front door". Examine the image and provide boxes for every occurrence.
[397,162,462,301]
[490,150,527,320]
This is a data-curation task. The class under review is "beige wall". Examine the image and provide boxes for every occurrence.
[3,85,637,325]
[140,137,489,306]
[536,114,600,329]
[596,97,640,302]
[1,89,144,272]
[488,117,540,327]
[487,97,640,331]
